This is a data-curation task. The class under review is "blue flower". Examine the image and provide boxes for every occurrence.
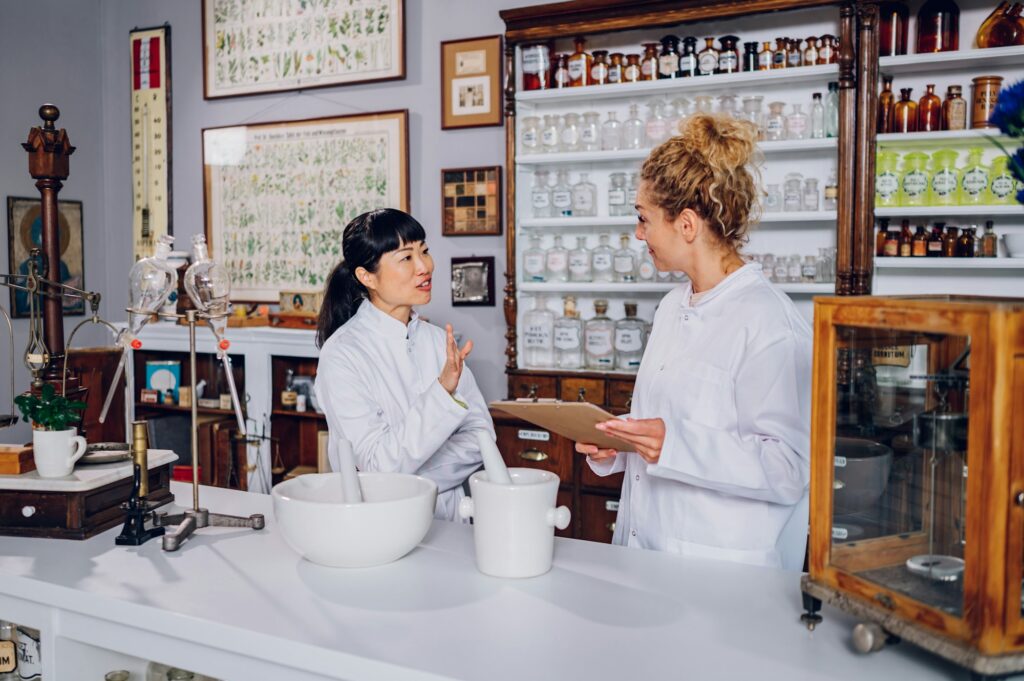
[990,79,1024,136]
[1018,187,1024,205]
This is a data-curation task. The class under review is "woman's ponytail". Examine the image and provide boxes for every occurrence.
[316,260,366,347]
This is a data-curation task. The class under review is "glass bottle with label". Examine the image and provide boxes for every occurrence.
[585,299,616,370]
[523,296,554,368]
[803,178,820,211]
[561,112,581,152]
[679,37,698,77]
[613,233,637,282]
[567,37,591,87]
[608,172,628,216]
[645,98,671,147]
[930,149,960,205]
[658,35,681,78]
[943,225,960,256]
[623,54,642,83]
[766,101,786,141]
[824,168,839,210]
[523,233,546,282]
[530,170,551,218]
[12,624,42,681]
[786,103,809,140]
[640,42,659,81]
[765,183,783,212]
[787,39,803,67]
[601,111,622,151]
[568,236,592,282]
[590,50,610,85]
[990,155,1019,204]
[627,172,639,209]
[803,36,820,64]
[898,219,914,256]
[943,85,968,130]
[718,94,739,120]
[918,84,943,132]
[637,247,656,281]
[697,37,719,76]
[520,115,541,154]
[892,88,918,133]
[960,148,990,204]
[773,38,788,68]
[900,151,931,206]
[607,53,624,84]
[551,169,573,217]
[801,255,817,282]
[554,296,584,369]
[875,151,901,206]
[545,234,569,282]
[622,103,645,149]
[876,218,889,256]
[553,54,571,89]
[592,234,615,282]
[810,93,825,138]
[916,0,960,52]
[957,225,976,257]
[911,224,929,256]
[718,35,740,73]
[877,74,895,133]
[784,173,804,212]
[883,221,901,256]
[927,223,945,256]
[819,34,838,64]
[571,172,598,217]
[758,41,774,70]
[979,3,1023,47]
[615,302,647,372]
[879,2,909,56]
[521,42,552,91]
[740,95,766,139]
[743,41,759,71]
[826,81,840,137]
[541,114,561,153]
[981,221,998,257]
[580,111,601,151]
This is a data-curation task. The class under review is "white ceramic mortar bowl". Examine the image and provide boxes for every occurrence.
[272,472,437,568]
[1004,233,1024,258]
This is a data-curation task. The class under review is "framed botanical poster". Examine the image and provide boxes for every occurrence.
[203,110,408,303]
[202,0,405,99]
[441,35,503,129]
[6,197,85,318]
[451,256,495,307]
[441,166,502,236]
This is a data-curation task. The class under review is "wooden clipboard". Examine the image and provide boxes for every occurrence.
[490,399,633,452]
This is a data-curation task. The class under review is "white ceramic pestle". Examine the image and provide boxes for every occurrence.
[335,437,364,504]
[475,430,512,485]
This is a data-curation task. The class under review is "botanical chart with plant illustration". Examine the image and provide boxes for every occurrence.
[204,0,404,98]
[203,111,408,302]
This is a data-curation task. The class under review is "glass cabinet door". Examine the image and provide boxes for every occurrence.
[829,325,970,619]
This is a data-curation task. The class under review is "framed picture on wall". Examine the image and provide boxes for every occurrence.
[441,166,502,236]
[6,197,85,318]
[451,256,495,307]
[203,110,409,302]
[440,35,503,129]
[202,0,406,99]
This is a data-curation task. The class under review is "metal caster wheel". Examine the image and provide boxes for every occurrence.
[852,622,888,654]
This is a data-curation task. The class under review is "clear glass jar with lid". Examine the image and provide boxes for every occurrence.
[764,183,782,212]
[784,173,804,212]
[520,115,541,154]
[530,169,551,218]
[560,112,581,152]
[717,94,739,119]
[541,114,561,153]
[694,94,715,115]
[645,98,671,147]
[740,95,765,139]
[803,178,820,211]
[608,172,629,216]
[622,103,645,149]
[580,111,601,151]
[765,101,786,141]
[601,111,622,151]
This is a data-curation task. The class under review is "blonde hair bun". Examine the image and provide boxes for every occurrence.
[677,114,759,173]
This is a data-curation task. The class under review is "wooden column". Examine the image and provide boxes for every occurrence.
[836,3,857,296]
[503,41,519,372]
[852,3,880,295]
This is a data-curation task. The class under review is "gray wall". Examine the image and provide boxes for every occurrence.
[98,0,528,402]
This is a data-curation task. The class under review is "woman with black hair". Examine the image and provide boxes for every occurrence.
[313,209,493,521]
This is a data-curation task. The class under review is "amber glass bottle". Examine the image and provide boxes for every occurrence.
[878,75,896,133]
[981,3,1024,46]
[927,224,945,256]
[567,37,592,87]
[892,88,918,133]
[899,220,914,257]
[879,2,910,56]
[818,35,838,64]
[916,0,960,52]
[942,226,960,257]
[918,84,943,131]
[758,41,774,70]
[697,37,720,76]
[977,1,1011,47]
[876,218,890,256]
[883,221,901,256]
[957,227,975,257]
[640,42,659,81]
[912,225,929,256]
[773,38,788,68]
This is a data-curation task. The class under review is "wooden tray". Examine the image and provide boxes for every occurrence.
[269,312,318,330]
[0,444,34,475]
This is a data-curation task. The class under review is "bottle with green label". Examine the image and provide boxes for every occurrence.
[930,148,960,206]
[990,155,1019,205]
[960,147,990,205]
[900,152,930,206]
[875,151,901,207]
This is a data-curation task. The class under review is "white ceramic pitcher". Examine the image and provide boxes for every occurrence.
[32,428,87,478]
[459,467,570,578]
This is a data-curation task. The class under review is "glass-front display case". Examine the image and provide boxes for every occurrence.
[801,295,1024,678]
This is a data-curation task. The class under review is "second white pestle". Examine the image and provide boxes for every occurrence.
[475,430,512,485]
[335,437,364,504]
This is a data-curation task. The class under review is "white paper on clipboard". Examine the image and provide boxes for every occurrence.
[489,399,633,452]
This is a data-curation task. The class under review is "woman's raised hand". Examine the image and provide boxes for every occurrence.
[438,324,473,394]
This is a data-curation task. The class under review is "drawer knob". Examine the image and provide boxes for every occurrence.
[527,384,538,400]
[519,448,548,462]
[606,522,616,533]
[22,505,36,518]
[577,387,587,402]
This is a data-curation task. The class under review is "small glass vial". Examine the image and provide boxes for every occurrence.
[614,302,647,372]
[927,224,945,256]
[580,111,601,151]
[786,39,803,68]
[819,34,837,64]
[658,35,681,79]
[520,115,541,154]
[717,35,740,74]
[571,172,598,217]
[590,50,610,85]
[585,300,616,370]
[773,38,788,68]
[601,111,622,151]
[607,52,624,84]
[758,41,774,70]
[561,112,581,152]
[785,103,809,140]
[568,236,592,282]
[918,83,943,132]
[530,169,551,218]
[787,254,802,283]
[551,169,573,217]
[878,74,895,134]
[679,37,698,77]
[773,254,789,282]
[640,42,660,81]
[912,224,929,256]
[523,233,546,282]
[523,296,555,368]
[622,103,645,150]
[824,168,838,211]
[766,101,786,141]
[957,226,976,257]
[810,93,825,139]
[801,255,817,283]
[784,173,804,211]
[608,172,628,216]
[567,36,592,87]
[541,114,561,153]
[943,225,960,257]
[943,85,967,130]
[803,178,820,211]
[764,183,783,212]
[545,234,569,282]
[623,54,642,83]
[591,234,615,282]
[554,296,584,370]
[697,37,719,76]
[899,219,914,256]
[613,233,637,282]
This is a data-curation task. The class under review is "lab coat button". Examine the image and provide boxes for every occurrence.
[631,529,637,537]
[634,474,640,481]
[683,314,689,321]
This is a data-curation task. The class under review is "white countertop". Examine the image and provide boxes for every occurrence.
[0,482,975,681]
[0,449,177,491]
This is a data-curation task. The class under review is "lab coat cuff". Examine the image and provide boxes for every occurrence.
[430,379,471,424]
[586,453,626,476]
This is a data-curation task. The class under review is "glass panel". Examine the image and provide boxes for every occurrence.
[831,325,969,619]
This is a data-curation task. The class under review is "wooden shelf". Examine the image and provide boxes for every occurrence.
[516,64,839,105]
[875,205,1023,218]
[878,45,1024,75]
[875,258,1024,269]
[876,130,1011,148]
[519,281,834,294]
[519,211,837,229]
[271,409,327,420]
[516,138,837,165]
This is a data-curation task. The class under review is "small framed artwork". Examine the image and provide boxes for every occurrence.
[451,256,495,307]
[440,35,503,129]
[441,166,502,236]
[6,197,85,318]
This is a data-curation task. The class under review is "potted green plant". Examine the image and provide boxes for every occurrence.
[15,384,87,478]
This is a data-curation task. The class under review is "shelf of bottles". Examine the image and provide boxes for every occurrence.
[511,7,845,371]
[870,0,1024,296]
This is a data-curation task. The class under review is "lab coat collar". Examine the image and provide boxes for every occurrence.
[356,298,421,340]
[682,263,762,310]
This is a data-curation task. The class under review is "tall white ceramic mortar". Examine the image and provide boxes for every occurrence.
[459,467,570,578]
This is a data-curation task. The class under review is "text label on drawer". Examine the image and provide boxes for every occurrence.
[518,429,550,442]
[605,500,620,512]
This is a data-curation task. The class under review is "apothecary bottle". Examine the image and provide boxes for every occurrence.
[523,296,555,368]
[803,178,820,211]
[979,3,1024,47]
[523,234,546,282]
[957,226,976,257]
[553,54,570,89]
[927,224,945,256]
[741,95,765,139]
[545,234,569,282]
[530,169,551,218]
[640,42,659,81]
[916,0,959,52]
[580,111,601,151]
[898,220,913,257]
[697,37,719,76]
[765,183,782,212]
[990,156,1019,204]
[784,173,804,212]
[718,35,740,73]
[567,36,592,86]
[758,41,774,70]
[943,225,960,256]
[877,75,895,133]
[972,76,1003,129]
[878,2,909,56]
[825,81,839,137]
[608,172,628,216]
[803,36,819,65]
[613,233,637,283]
[560,112,581,152]
[918,84,942,132]
[637,248,656,281]
[551,169,573,216]
[623,54,642,83]
[658,35,681,78]
[801,255,817,282]
[766,101,786,141]
[645,99,671,147]
[585,300,616,370]
[773,38,788,68]
[591,234,615,282]
[601,111,622,151]
[912,225,929,256]
[875,151,901,206]
[943,85,968,130]
[981,221,998,256]
[627,172,639,208]
[883,221,900,256]
[819,34,837,63]
[568,236,592,282]
[520,115,541,154]
[590,50,610,85]
[786,103,809,140]
[876,218,889,256]
[743,41,759,71]
[693,94,714,115]
[571,172,598,217]
[679,37,698,77]
[622,103,645,149]
[810,93,825,139]
[521,43,552,91]
[786,39,803,68]
[607,52,624,84]
[541,114,560,153]
[900,152,930,206]
[977,1,1010,47]
[930,149,960,205]
[892,88,918,133]
[614,302,647,372]
[554,296,584,369]
[960,147,990,204]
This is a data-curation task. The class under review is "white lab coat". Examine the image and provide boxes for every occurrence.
[314,300,493,521]
[589,264,812,568]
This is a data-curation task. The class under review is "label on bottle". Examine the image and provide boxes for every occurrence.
[521,128,539,148]
[521,48,550,75]
[718,52,738,72]
[567,58,586,82]
[531,191,550,210]
[638,259,656,280]
[765,192,781,210]
[645,118,669,143]
[787,51,801,67]
[608,65,622,83]
[824,185,838,200]
[766,117,784,136]
[554,67,570,87]
[551,190,572,209]
[962,168,990,198]
[758,52,772,69]
[992,172,1015,200]
[624,64,641,81]
[787,115,808,137]
[945,100,967,130]
[773,50,786,66]
[585,329,613,356]
[581,126,598,144]
[591,63,609,82]
[545,250,568,273]
[803,191,819,211]
[592,252,613,271]
[883,239,899,257]
[902,170,928,201]
[927,240,943,254]
[524,253,545,278]
[803,48,818,64]
[820,44,833,62]
[801,263,817,279]
[899,241,912,257]
[875,171,899,202]
[569,253,590,276]
[572,186,595,213]
[679,54,696,73]
[658,54,680,77]
[554,325,581,350]
[698,52,718,75]
[541,128,559,148]
[784,189,802,211]
[608,188,626,206]
[932,169,957,199]
[641,58,656,78]
[614,254,635,274]
[560,127,579,147]
[627,188,638,206]
[912,239,928,256]
[14,626,41,681]
[614,328,643,352]
[524,323,552,348]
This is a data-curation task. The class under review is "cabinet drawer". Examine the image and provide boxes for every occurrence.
[580,493,620,544]
[560,377,605,405]
[508,375,557,400]
[0,492,69,528]
[495,422,573,480]
[556,490,573,538]
[580,463,624,491]
[607,379,635,409]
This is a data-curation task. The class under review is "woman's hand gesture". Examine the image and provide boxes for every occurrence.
[438,324,473,394]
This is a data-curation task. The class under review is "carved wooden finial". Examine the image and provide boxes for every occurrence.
[39,104,60,130]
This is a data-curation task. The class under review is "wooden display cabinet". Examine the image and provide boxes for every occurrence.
[800,295,1024,678]
[269,355,327,485]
